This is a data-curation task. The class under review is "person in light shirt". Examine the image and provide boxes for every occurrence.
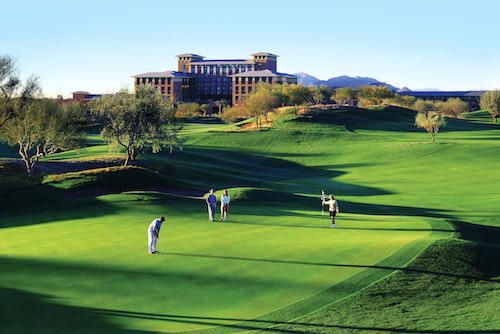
[322,194,339,228]
[220,189,230,221]
[147,216,164,254]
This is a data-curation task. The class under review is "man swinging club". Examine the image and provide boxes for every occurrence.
[148,216,165,254]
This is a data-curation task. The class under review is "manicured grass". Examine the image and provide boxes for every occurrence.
[0,107,499,333]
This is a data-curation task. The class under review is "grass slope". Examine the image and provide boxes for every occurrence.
[0,108,499,333]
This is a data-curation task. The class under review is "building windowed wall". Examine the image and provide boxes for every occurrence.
[133,52,296,106]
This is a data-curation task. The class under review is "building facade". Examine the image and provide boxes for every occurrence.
[399,91,486,110]
[133,52,297,106]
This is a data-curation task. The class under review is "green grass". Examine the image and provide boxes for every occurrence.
[0,107,499,333]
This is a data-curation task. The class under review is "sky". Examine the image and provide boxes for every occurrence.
[1,0,499,97]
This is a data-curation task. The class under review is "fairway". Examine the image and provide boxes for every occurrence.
[1,107,499,333]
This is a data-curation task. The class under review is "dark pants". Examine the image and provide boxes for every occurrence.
[329,211,336,224]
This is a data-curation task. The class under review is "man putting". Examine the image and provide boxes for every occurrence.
[322,194,339,228]
[148,216,165,254]
[206,189,217,222]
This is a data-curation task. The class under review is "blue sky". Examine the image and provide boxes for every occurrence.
[1,0,499,97]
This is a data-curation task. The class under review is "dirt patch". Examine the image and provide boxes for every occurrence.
[8,160,120,175]
[66,186,205,199]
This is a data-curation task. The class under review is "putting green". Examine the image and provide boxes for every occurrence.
[0,191,447,332]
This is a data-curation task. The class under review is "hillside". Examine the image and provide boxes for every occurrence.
[295,73,399,90]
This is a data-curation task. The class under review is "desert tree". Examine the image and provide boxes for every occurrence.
[480,90,500,123]
[91,85,183,166]
[358,85,395,107]
[310,85,333,105]
[0,55,40,129]
[415,111,446,144]
[282,84,311,113]
[246,83,279,129]
[0,99,85,175]
[333,87,356,105]
[387,94,416,108]
[437,97,469,118]
[413,99,435,113]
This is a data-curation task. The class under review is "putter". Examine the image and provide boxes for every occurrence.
[157,238,166,253]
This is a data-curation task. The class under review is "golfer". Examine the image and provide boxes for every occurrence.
[322,195,339,228]
[206,189,217,222]
[220,189,230,221]
[148,216,164,254]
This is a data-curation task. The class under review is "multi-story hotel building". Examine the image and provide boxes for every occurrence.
[133,52,297,106]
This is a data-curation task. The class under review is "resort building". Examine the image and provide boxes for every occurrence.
[399,90,486,110]
[133,53,297,106]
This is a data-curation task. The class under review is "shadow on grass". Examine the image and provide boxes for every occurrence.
[162,251,499,284]
[89,308,500,334]
[300,107,500,134]
[0,287,152,334]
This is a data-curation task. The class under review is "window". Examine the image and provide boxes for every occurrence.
[235,86,239,94]
[268,78,272,84]
[136,78,140,85]
[167,78,171,84]
[242,86,246,94]
[241,77,246,84]
[235,77,239,84]
[161,78,165,84]
[262,77,267,82]
[248,77,253,84]
[248,86,252,93]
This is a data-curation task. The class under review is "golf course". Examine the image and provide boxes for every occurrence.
[1,107,499,333]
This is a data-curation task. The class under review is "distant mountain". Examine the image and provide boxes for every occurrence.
[294,73,399,91]
[295,72,320,86]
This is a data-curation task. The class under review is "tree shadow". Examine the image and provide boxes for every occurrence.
[161,251,499,284]
[87,307,500,334]
[298,107,500,133]
[0,287,153,334]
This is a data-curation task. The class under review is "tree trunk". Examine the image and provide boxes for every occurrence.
[18,142,34,176]
[494,115,497,123]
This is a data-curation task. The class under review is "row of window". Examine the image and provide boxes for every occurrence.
[137,78,173,85]
[189,63,254,74]
[234,86,253,94]
[234,77,273,84]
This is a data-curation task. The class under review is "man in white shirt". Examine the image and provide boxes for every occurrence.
[220,189,230,222]
[148,216,165,254]
[322,195,339,228]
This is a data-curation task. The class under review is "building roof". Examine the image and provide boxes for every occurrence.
[251,52,279,57]
[176,53,205,58]
[400,91,486,97]
[132,70,191,78]
[72,91,90,94]
[230,69,296,78]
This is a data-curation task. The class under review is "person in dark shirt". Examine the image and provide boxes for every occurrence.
[206,189,217,222]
